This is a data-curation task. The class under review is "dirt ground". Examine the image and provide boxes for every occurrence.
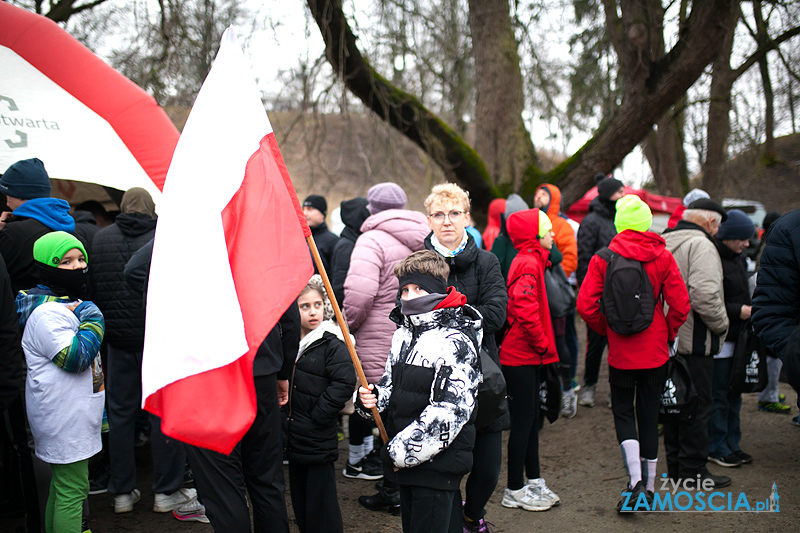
[3,319,799,532]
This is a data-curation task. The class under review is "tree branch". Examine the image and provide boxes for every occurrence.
[731,25,800,81]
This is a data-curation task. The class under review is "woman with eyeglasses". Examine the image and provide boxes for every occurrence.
[423,183,509,532]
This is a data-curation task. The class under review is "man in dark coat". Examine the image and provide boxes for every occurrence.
[753,209,800,418]
[0,254,23,411]
[185,304,300,532]
[576,173,624,407]
[303,194,339,274]
[330,196,369,306]
[0,158,76,293]
[91,188,195,514]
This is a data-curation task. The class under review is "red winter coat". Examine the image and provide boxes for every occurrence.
[577,230,690,370]
[499,209,559,367]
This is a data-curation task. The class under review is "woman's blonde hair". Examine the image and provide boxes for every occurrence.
[424,183,470,213]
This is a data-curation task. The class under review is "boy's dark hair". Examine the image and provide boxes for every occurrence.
[394,250,449,280]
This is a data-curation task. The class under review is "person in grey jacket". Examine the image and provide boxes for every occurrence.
[662,198,730,489]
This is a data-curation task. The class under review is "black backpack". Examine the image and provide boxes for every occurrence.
[596,248,656,335]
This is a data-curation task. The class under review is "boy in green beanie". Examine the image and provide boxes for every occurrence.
[16,231,105,532]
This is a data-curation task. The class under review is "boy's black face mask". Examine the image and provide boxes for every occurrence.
[37,264,89,301]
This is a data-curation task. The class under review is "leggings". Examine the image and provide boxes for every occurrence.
[348,413,374,445]
[609,367,665,459]
[503,365,541,490]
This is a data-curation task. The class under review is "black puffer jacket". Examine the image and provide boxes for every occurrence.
[0,217,52,294]
[72,210,101,258]
[330,198,370,306]
[0,255,23,411]
[753,210,800,359]
[286,326,356,464]
[424,231,510,432]
[576,196,617,285]
[716,238,751,341]
[91,213,156,350]
[309,222,339,274]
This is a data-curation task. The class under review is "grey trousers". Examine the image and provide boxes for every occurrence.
[757,356,783,403]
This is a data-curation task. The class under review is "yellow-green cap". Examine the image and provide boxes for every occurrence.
[614,194,652,233]
[33,231,87,268]
[538,209,553,238]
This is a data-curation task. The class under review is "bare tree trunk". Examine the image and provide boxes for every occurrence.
[754,1,776,161]
[642,109,686,196]
[467,0,536,191]
[702,5,739,199]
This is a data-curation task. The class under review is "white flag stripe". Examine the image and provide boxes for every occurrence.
[142,29,273,401]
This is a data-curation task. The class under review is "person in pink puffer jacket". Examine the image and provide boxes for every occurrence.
[342,182,429,509]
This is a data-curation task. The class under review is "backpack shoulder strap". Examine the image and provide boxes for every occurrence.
[596,247,614,263]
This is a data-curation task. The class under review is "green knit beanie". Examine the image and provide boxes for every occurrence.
[33,231,88,267]
[614,195,652,233]
[538,209,553,238]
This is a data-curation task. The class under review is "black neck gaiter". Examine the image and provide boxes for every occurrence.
[37,264,89,301]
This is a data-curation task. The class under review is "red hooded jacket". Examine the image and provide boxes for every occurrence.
[482,198,506,252]
[576,230,690,370]
[499,209,559,367]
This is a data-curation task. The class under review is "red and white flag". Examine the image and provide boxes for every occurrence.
[142,29,312,454]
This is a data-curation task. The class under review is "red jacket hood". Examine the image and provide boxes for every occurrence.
[434,286,467,309]
[487,198,506,228]
[536,184,562,220]
[608,229,666,262]
[507,209,544,253]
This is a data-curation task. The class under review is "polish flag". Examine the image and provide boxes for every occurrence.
[142,29,312,454]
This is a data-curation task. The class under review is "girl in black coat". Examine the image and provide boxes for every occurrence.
[287,276,356,533]
[709,210,756,468]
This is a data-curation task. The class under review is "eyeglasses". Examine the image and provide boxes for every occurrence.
[429,210,465,223]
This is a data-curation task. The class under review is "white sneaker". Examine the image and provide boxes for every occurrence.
[114,489,141,513]
[579,384,596,407]
[561,389,577,419]
[153,488,197,513]
[526,477,560,506]
[501,486,553,512]
[173,497,210,523]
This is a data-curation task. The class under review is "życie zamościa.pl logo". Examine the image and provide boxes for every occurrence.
[619,476,780,513]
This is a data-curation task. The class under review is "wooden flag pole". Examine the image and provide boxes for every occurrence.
[305,234,390,444]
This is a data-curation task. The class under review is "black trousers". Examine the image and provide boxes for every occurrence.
[583,328,608,387]
[663,354,714,477]
[288,461,342,533]
[462,430,502,522]
[398,484,461,533]
[185,374,289,533]
[503,365,541,490]
[609,366,666,459]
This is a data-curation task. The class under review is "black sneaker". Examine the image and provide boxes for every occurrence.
[343,457,383,480]
[707,453,742,468]
[617,480,646,513]
[732,450,753,464]
[88,469,110,495]
[699,469,731,489]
